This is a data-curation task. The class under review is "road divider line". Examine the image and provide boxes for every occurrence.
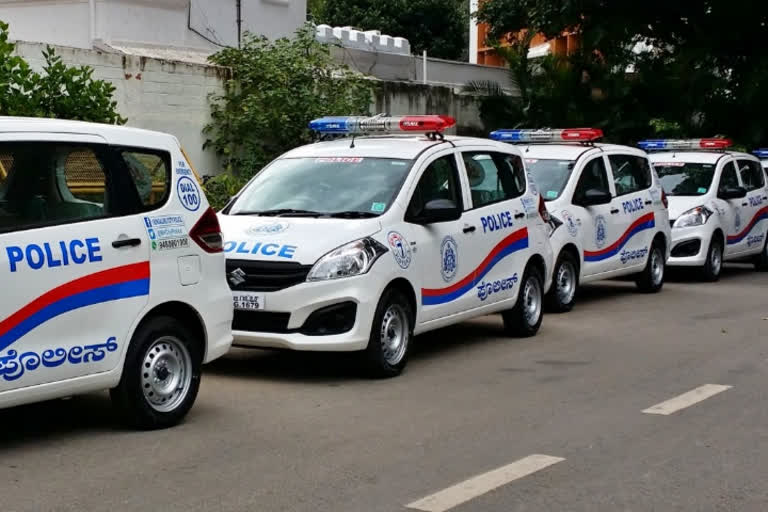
[642,384,732,415]
[405,454,565,512]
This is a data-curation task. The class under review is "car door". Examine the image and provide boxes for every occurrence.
[457,149,531,306]
[734,158,768,253]
[570,155,621,277]
[719,160,748,255]
[406,151,473,322]
[605,153,657,270]
[0,136,151,392]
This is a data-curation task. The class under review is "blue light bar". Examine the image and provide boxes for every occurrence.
[637,140,669,150]
[490,129,525,142]
[638,138,731,151]
[308,117,356,133]
[752,148,768,158]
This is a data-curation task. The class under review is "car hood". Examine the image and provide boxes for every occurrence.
[218,214,383,265]
[667,195,712,220]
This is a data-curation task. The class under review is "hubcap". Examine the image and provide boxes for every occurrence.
[523,276,542,326]
[380,304,408,366]
[141,336,192,413]
[555,261,576,305]
[711,242,722,275]
[651,248,664,286]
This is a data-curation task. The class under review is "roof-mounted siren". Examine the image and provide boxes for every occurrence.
[309,115,456,140]
[637,138,733,151]
[489,128,604,143]
[751,148,768,160]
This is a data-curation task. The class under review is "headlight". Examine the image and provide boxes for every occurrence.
[307,238,388,281]
[673,206,713,228]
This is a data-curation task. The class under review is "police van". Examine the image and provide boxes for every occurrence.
[489,128,671,312]
[0,118,232,429]
[641,139,768,280]
[218,115,554,377]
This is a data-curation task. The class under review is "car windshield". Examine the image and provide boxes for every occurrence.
[228,157,412,217]
[524,158,575,201]
[653,162,715,196]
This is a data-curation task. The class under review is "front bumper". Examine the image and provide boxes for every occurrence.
[232,275,379,352]
[667,222,716,267]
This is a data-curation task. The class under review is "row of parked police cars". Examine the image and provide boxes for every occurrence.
[1,115,767,429]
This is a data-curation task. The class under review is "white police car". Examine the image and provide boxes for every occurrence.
[642,138,768,280]
[0,118,232,429]
[490,129,671,312]
[219,115,554,377]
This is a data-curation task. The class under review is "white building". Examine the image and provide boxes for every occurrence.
[0,0,306,52]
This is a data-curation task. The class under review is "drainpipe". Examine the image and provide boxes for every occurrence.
[236,0,242,48]
[89,0,96,45]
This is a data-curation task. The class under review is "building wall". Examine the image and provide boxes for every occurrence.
[0,0,92,49]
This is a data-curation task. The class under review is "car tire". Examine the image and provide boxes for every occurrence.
[110,315,202,430]
[502,265,544,337]
[701,237,723,281]
[362,288,413,378]
[636,241,665,293]
[545,251,578,313]
[753,235,768,272]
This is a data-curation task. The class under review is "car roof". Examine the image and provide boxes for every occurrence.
[0,116,179,147]
[517,143,645,161]
[647,150,757,164]
[279,135,519,160]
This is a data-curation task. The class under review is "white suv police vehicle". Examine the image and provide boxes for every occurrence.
[0,118,232,429]
[219,115,554,377]
[490,129,671,312]
[641,138,768,280]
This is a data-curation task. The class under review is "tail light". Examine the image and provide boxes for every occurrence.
[190,207,224,253]
[661,190,669,209]
[538,194,551,223]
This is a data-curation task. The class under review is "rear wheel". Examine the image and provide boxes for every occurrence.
[502,265,543,337]
[753,235,768,271]
[362,288,413,378]
[545,251,578,313]
[110,316,202,430]
[636,241,665,293]
[701,237,723,281]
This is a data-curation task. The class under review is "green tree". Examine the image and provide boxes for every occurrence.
[318,0,469,61]
[203,24,374,209]
[0,20,124,124]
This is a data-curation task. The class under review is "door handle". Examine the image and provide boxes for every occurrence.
[742,202,748,207]
[514,212,525,219]
[112,238,142,249]
[762,196,767,200]
[644,200,652,205]
[610,208,620,214]
[462,225,476,234]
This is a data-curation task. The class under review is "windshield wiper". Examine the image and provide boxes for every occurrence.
[234,209,323,217]
[324,211,380,219]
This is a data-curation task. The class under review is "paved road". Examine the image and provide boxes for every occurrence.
[2,264,768,512]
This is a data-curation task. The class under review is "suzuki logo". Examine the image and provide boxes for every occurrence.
[228,268,246,287]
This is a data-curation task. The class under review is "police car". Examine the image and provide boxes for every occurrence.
[641,139,768,280]
[0,118,232,429]
[489,129,672,312]
[219,115,554,377]
[753,149,768,177]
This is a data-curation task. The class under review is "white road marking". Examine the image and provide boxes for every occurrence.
[642,384,732,415]
[406,454,565,512]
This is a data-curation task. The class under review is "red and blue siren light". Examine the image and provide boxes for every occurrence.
[309,115,456,135]
[489,128,603,143]
[752,148,768,159]
[638,138,732,151]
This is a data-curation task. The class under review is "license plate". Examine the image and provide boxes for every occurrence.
[233,293,266,311]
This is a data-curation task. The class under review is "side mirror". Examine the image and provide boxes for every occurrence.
[718,186,747,200]
[575,188,612,207]
[412,199,461,224]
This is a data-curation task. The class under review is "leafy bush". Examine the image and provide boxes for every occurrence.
[203,24,373,209]
[0,20,124,124]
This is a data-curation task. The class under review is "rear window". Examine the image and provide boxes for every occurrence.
[653,162,716,196]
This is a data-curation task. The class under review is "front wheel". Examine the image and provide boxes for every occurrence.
[636,242,665,293]
[753,235,768,271]
[701,237,723,281]
[362,288,413,378]
[502,266,543,337]
[545,251,578,313]
[110,316,202,430]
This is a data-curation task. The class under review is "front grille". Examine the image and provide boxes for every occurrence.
[232,310,291,333]
[671,239,701,258]
[226,259,312,292]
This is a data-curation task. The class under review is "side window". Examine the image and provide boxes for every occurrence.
[573,156,610,203]
[119,150,170,207]
[719,161,739,193]
[736,159,765,191]
[407,155,462,218]
[462,152,525,209]
[609,154,652,196]
[0,142,109,232]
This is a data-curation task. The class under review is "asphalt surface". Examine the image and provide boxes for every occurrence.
[2,264,768,512]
